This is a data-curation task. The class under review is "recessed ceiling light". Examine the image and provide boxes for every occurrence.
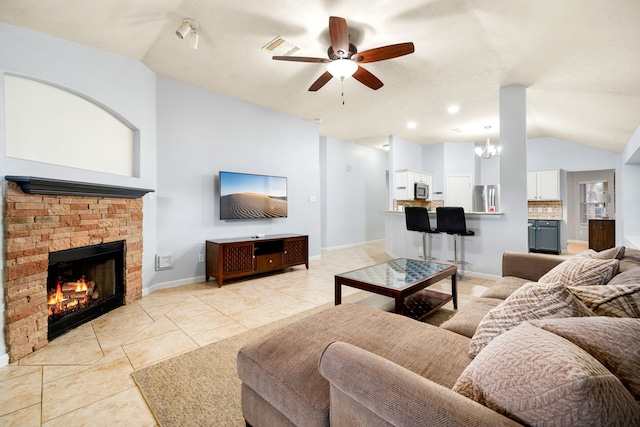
[407,121,417,129]
[448,105,459,114]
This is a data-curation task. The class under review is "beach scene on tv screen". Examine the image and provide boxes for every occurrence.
[220,172,287,219]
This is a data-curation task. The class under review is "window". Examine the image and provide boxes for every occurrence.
[580,181,608,225]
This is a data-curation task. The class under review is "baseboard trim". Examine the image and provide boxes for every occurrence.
[143,275,207,296]
[322,239,384,252]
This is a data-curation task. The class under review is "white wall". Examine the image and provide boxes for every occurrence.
[622,124,640,246]
[422,143,445,199]
[320,136,387,249]
[151,76,321,290]
[0,22,158,366]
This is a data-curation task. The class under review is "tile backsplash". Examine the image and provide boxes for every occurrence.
[393,199,444,211]
[528,200,563,219]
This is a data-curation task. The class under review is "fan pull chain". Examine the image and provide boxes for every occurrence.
[341,78,346,105]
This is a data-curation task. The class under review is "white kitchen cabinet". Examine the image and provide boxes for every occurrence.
[527,170,560,200]
[396,169,432,200]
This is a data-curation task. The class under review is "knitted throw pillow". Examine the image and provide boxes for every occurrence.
[468,281,593,358]
[454,323,640,426]
[538,258,618,286]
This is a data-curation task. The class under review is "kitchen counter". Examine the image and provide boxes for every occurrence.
[383,210,504,216]
[382,209,510,277]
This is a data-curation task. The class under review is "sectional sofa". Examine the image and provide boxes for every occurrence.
[237,248,640,426]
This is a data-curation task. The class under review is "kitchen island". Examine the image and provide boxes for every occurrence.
[382,210,519,278]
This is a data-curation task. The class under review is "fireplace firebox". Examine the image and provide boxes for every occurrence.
[47,241,126,340]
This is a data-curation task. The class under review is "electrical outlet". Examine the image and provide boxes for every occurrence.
[528,207,533,212]
[547,207,552,212]
[198,254,204,263]
[537,207,543,212]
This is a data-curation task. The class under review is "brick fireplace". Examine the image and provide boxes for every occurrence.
[3,177,152,362]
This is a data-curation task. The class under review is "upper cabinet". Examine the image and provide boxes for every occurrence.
[527,170,560,200]
[396,169,432,200]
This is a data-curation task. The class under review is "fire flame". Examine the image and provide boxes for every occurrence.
[48,276,93,316]
[75,276,88,292]
[48,282,65,305]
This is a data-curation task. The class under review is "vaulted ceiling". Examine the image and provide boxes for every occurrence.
[1,0,639,152]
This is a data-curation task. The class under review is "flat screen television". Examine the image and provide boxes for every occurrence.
[219,171,288,220]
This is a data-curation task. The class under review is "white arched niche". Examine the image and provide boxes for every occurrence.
[4,74,138,177]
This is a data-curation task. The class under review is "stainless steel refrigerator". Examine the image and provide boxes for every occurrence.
[473,185,500,212]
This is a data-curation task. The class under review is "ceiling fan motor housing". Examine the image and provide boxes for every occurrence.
[327,43,358,60]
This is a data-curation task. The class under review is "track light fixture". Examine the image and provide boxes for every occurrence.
[175,18,200,49]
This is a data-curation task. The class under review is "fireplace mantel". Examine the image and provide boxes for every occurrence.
[5,176,154,199]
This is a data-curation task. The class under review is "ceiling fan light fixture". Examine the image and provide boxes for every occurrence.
[327,59,358,80]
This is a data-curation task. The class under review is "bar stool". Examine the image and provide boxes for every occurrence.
[405,207,439,260]
[436,207,474,279]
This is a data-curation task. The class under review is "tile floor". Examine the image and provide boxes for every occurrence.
[0,242,497,426]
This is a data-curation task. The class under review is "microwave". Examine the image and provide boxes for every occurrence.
[414,183,429,200]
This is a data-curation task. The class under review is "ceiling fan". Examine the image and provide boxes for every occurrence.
[272,16,415,91]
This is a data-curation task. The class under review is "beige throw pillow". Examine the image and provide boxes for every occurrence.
[568,283,640,318]
[468,281,593,358]
[592,246,625,260]
[538,257,618,286]
[529,317,640,399]
[454,323,640,426]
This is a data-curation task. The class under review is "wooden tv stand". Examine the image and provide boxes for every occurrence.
[206,234,308,287]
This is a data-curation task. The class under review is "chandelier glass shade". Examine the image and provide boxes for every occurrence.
[475,126,501,159]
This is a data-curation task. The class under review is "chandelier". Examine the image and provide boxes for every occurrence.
[475,126,501,159]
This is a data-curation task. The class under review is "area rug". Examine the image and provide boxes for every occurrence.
[132,294,454,427]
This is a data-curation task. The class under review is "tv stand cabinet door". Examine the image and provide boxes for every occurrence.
[206,241,255,287]
[283,236,309,268]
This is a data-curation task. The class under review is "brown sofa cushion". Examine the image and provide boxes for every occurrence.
[620,248,640,273]
[439,297,504,338]
[607,266,640,286]
[237,303,472,427]
[539,257,618,286]
[468,281,594,358]
[454,323,640,426]
[480,276,528,300]
[529,317,640,399]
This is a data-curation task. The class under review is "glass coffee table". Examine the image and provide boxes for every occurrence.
[335,259,457,321]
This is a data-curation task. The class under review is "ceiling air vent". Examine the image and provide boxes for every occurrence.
[262,36,299,56]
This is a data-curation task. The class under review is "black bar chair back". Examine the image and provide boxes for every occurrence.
[405,207,439,261]
[436,207,474,279]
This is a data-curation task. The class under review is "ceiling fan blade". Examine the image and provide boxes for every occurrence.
[329,16,350,58]
[353,66,384,90]
[309,71,333,91]
[272,56,330,63]
[351,42,415,63]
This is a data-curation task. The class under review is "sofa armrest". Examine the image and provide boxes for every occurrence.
[319,341,521,427]
[501,251,564,281]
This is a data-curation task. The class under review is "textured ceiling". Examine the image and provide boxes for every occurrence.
[1,0,639,152]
